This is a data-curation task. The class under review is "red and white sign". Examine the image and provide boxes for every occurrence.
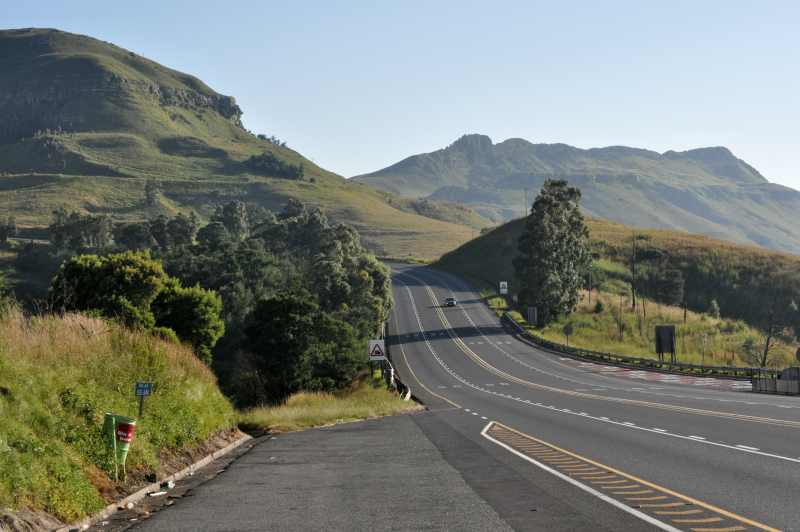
[368,339,386,362]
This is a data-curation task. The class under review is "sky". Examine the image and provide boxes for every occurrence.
[5,1,800,188]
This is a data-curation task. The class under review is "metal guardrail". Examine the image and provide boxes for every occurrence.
[501,313,778,381]
[381,325,412,400]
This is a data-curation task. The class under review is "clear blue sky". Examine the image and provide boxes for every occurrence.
[5,1,799,188]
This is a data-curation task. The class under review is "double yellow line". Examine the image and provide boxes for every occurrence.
[407,272,800,430]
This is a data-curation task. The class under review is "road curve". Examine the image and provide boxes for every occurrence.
[388,264,800,531]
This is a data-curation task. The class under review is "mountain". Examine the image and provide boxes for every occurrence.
[353,134,800,254]
[0,28,488,259]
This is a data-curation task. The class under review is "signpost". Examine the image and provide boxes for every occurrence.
[135,382,154,418]
[654,325,676,364]
[499,281,508,295]
[368,339,387,362]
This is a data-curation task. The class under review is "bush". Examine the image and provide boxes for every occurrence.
[152,281,225,365]
[49,251,224,362]
[594,301,605,313]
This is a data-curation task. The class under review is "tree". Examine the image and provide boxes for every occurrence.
[0,216,18,245]
[708,299,721,319]
[513,180,591,326]
[50,250,168,329]
[657,268,685,307]
[243,294,318,403]
[148,215,171,251]
[152,280,225,364]
[196,222,231,251]
[755,271,800,367]
[167,213,199,248]
[213,201,249,240]
[113,222,155,250]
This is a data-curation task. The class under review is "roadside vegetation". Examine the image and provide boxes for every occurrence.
[0,198,414,526]
[443,185,800,369]
[0,306,235,523]
[239,377,421,433]
[497,290,796,368]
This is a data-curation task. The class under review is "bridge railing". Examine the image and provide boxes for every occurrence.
[501,313,777,380]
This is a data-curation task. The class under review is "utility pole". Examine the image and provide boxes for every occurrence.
[630,231,637,311]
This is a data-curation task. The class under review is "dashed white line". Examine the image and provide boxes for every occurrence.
[736,445,760,451]
[688,435,707,440]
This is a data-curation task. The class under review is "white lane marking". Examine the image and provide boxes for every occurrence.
[395,275,800,466]
[688,436,707,440]
[481,416,488,420]
[423,273,800,411]
[652,428,667,432]
[481,423,683,532]
[464,409,471,412]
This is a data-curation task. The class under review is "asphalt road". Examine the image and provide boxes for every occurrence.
[389,264,800,532]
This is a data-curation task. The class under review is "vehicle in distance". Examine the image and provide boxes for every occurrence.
[444,297,458,307]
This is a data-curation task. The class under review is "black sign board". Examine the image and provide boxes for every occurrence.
[655,325,676,363]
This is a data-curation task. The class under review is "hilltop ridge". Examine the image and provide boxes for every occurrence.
[0,28,486,259]
[354,134,800,253]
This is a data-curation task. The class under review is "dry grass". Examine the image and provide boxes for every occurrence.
[534,290,795,368]
[238,382,421,433]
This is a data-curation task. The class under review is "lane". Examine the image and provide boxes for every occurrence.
[388,264,800,531]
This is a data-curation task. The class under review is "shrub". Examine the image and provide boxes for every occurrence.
[594,301,605,314]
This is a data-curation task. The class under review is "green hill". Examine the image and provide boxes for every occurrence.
[0,28,484,259]
[436,216,800,338]
[354,134,800,254]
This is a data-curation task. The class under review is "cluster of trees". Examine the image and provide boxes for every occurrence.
[50,251,224,363]
[161,200,391,405]
[244,151,304,180]
[256,134,288,148]
[610,234,800,367]
[50,208,113,251]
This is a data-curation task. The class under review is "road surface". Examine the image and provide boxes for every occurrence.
[389,264,800,531]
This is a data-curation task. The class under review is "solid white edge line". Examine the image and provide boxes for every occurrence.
[480,422,682,532]
[398,271,800,466]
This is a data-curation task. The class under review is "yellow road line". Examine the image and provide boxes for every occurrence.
[489,422,778,532]
[390,288,461,409]
[407,273,800,430]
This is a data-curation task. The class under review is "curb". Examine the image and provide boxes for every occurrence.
[58,433,254,532]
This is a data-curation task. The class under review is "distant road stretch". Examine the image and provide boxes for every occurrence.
[389,264,800,531]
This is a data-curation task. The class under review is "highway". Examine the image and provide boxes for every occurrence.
[389,264,800,532]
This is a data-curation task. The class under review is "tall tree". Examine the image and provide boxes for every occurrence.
[513,179,591,325]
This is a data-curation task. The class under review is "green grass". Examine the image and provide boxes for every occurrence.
[0,307,235,522]
[530,291,794,368]
[238,380,421,433]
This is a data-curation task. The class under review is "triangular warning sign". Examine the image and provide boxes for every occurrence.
[370,344,384,357]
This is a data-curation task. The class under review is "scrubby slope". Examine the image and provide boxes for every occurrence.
[0,308,235,523]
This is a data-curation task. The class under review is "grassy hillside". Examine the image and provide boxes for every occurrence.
[437,216,800,353]
[0,307,235,523]
[354,134,800,254]
[503,290,795,368]
[0,28,475,260]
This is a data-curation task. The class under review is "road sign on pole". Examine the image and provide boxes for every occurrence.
[499,281,508,295]
[135,382,154,418]
[368,339,387,362]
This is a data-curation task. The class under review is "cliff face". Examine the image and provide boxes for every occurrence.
[0,28,243,143]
